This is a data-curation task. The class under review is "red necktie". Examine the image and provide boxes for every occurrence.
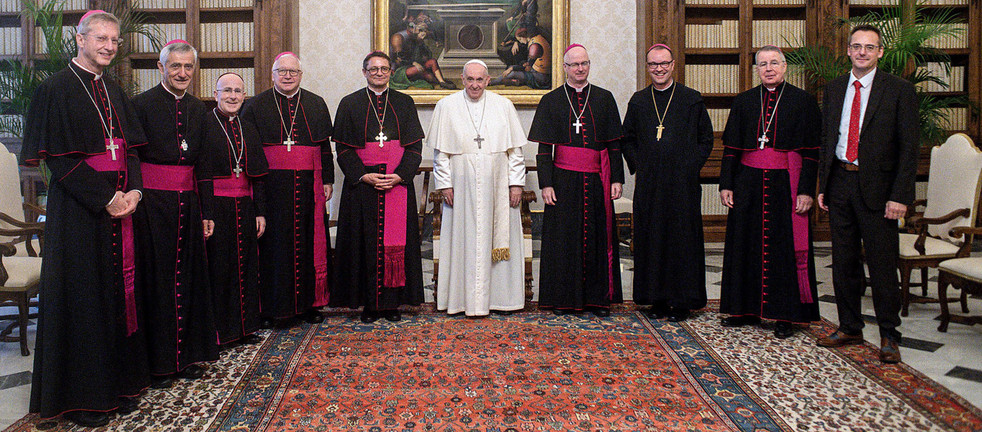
[846,80,862,163]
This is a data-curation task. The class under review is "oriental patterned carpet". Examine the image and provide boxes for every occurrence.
[6,305,982,432]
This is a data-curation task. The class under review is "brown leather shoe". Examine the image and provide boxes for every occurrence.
[816,330,864,347]
[879,338,902,364]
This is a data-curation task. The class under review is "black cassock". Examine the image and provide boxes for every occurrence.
[200,109,268,342]
[131,84,219,371]
[529,83,625,311]
[241,88,332,319]
[22,61,150,417]
[719,81,820,323]
[622,83,713,310]
[330,88,424,311]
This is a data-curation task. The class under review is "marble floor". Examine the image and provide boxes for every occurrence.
[2,242,981,429]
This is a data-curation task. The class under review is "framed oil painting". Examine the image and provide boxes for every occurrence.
[373,0,569,105]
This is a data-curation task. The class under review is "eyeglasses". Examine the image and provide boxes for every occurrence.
[646,60,673,69]
[756,60,785,69]
[365,66,391,74]
[563,60,591,69]
[848,43,881,52]
[83,34,122,47]
[274,69,301,77]
[218,88,245,95]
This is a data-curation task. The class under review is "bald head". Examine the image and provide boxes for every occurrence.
[562,45,591,87]
[563,45,587,64]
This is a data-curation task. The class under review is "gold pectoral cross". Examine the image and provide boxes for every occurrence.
[656,124,664,141]
[106,140,119,161]
[233,164,242,178]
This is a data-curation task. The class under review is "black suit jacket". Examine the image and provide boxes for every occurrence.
[818,70,920,210]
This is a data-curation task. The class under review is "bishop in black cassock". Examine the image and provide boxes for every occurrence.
[529,45,625,316]
[719,47,821,338]
[330,52,425,323]
[21,11,150,425]
[622,44,713,322]
[131,41,218,383]
[241,52,332,325]
[201,73,269,346]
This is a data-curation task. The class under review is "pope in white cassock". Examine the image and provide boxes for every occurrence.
[428,59,527,316]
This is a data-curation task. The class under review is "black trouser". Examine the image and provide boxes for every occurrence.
[826,164,902,341]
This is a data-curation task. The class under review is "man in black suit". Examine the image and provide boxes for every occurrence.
[816,24,919,364]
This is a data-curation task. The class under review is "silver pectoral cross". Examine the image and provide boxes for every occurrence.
[656,124,665,141]
[573,119,583,134]
[375,131,388,147]
[474,134,484,149]
[233,164,242,178]
[106,140,119,161]
[758,135,769,149]
[283,136,295,152]
[181,139,188,151]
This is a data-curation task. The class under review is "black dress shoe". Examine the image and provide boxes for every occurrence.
[64,411,110,427]
[177,364,205,380]
[150,375,174,389]
[240,334,263,345]
[492,310,514,316]
[117,396,140,415]
[553,309,570,316]
[666,308,690,322]
[721,315,761,328]
[259,318,274,329]
[774,322,795,339]
[360,310,379,324]
[591,307,611,317]
[646,302,669,319]
[302,310,324,324]
[384,310,401,322]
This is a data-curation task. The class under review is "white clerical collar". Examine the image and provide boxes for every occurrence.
[71,58,102,80]
[567,82,588,92]
[850,67,877,89]
[653,80,674,91]
[274,87,300,99]
[161,82,186,100]
[369,86,388,96]
[764,81,784,92]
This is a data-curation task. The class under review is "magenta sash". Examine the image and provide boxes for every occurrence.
[85,146,139,336]
[741,148,813,303]
[264,145,330,306]
[141,163,195,192]
[553,145,615,299]
[213,175,253,197]
[356,140,408,288]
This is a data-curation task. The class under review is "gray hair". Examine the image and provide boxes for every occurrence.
[159,42,198,66]
[272,53,302,71]
[754,45,786,65]
[77,11,119,35]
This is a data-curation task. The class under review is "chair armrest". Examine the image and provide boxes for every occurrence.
[0,241,14,285]
[904,199,927,219]
[906,208,971,229]
[0,225,45,257]
[23,202,46,217]
[950,226,982,239]
[0,211,42,229]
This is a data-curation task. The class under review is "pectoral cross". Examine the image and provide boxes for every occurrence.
[758,135,769,149]
[573,119,583,134]
[106,139,119,161]
[375,131,388,148]
[474,134,484,149]
[181,139,188,151]
[656,124,665,141]
[283,136,295,152]
[233,164,242,178]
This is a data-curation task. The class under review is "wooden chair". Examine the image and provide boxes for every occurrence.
[429,190,538,307]
[936,226,982,332]
[613,197,633,252]
[0,144,44,356]
[898,133,982,316]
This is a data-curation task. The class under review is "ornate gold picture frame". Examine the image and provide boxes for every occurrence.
[373,0,569,106]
